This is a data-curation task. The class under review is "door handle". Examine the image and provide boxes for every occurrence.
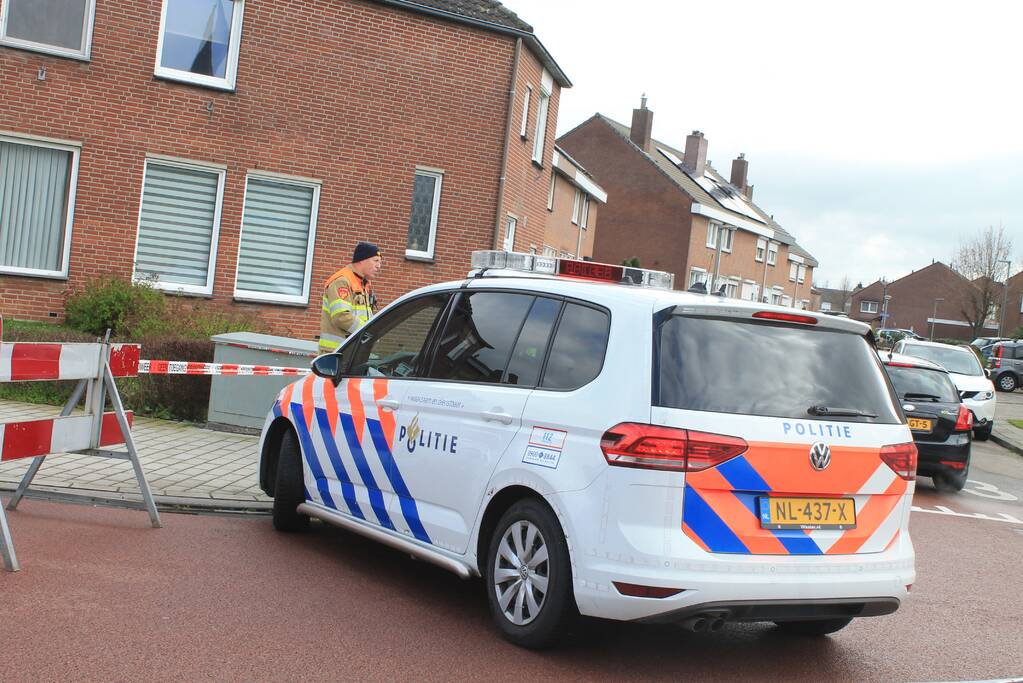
[377,397,400,412]
[481,410,514,425]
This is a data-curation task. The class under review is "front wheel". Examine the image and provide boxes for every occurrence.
[773,617,853,636]
[486,499,576,649]
[273,429,310,532]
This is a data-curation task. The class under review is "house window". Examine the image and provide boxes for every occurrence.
[797,264,806,284]
[580,196,590,229]
[706,222,718,248]
[532,70,553,164]
[406,168,443,260]
[503,215,517,252]
[770,287,783,305]
[723,279,739,298]
[821,302,832,312]
[155,0,245,90]
[0,135,80,278]
[767,242,778,265]
[133,158,225,294]
[721,227,733,253]
[234,174,320,304]
[520,85,532,139]
[571,188,581,225]
[0,0,96,59]
[861,300,879,314]
[781,295,792,307]
[755,238,766,262]
[1020,295,1023,313]
[542,245,557,257]
[689,268,708,288]
[741,281,759,301]
[547,173,555,211]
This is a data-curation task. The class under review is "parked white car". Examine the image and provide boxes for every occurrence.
[892,339,996,440]
[259,251,917,647]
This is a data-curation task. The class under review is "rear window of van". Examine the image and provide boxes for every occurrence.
[655,316,901,424]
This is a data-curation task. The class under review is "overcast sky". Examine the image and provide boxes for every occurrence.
[504,0,1022,287]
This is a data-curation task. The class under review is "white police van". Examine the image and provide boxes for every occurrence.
[258,251,917,648]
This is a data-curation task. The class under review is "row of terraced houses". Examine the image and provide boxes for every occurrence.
[0,0,819,339]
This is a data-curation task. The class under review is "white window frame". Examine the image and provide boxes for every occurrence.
[503,214,517,252]
[755,237,766,262]
[861,300,879,314]
[520,85,532,139]
[721,226,733,253]
[542,245,557,257]
[571,188,581,225]
[767,242,778,266]
[405,166,443,261]
[797,264,806,284]
[689,267,708,288]
[723,277,739,298]
[0,0,97,60]
[546,172,556,211]
[154,0,245,91]
[531,69,552,164]
[789,262,798,282]
[580,195,590,229]
[1019,295,1023,313]
[232,171,321,305]
[132,155,226,296]
[821,302,832,312]
[781,295,792,307]
[0,132,81,279]
[706,222,718,248]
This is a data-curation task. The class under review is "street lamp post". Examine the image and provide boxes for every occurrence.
[997,259,1011,336]
[930,297,944,340]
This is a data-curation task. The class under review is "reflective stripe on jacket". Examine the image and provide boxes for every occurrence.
[319,266,373,353]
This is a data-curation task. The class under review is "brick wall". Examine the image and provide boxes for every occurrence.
[542,174,595,258]
[0,0,550,339]
[557,118,692,278]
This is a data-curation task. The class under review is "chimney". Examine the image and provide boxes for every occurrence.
[629,94,653,152]
[730,153,749,191]
[683,130,708,176]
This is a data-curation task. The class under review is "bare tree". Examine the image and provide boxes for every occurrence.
[951,225,1014,337]
[837,275,853,313]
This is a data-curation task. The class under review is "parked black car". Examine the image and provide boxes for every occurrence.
[881,353,973,492]
[988,341,1021,392]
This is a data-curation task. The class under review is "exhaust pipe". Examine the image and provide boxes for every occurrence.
[709,617,726,632]
[680,616,709,633]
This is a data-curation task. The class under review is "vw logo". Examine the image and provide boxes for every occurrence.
[809,442,831,471]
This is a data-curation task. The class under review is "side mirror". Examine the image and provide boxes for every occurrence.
[311,353,342,382]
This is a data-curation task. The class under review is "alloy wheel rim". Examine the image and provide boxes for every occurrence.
[1000,376,1014,390]
[493,520,550,626]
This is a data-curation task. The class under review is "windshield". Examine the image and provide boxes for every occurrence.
[885,366,959,402]
[900,343,983,376]
[655,316,901,424]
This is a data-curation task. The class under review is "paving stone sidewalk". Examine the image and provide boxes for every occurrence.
[0,399,270,509]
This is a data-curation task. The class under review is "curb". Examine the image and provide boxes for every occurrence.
[990,431,1023,458]
[0,483,272,515]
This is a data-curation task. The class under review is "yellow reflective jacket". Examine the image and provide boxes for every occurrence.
[319,266,373,353]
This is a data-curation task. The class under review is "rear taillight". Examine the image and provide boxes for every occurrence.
[880,442,917,481]
[954,405,974,432]
[600,423,748,472]
[752,311,818,325]
[992,345,1003,369]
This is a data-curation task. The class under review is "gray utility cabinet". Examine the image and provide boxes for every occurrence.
[207,332,318,430]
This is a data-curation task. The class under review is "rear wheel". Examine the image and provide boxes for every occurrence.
[485,499,576,649]
[273,429,309,532]
[773,617,853,635]
[933,468,968,493]
[996,373,1017,392]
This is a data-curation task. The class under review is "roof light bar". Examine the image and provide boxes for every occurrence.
[470,250,675,290]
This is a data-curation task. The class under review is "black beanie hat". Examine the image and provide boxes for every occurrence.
[352,241,380,263]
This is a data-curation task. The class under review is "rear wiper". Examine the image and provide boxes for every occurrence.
[807,405,877,418]
[902,392,942,402]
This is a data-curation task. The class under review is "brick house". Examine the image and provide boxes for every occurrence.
[849,262,999,340]
[556,99,818,306]
[816,286,854,314]
[0,0,569,337]
[538,145,606,259]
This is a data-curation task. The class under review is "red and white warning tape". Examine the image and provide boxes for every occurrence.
[139,360,311,376]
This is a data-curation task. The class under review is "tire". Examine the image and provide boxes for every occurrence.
[773,617,853,636]
[995,373,1017,392]
[485,499,576,649]
[933,468,968,493]
[273,429,309,532]
[973,422,992,442]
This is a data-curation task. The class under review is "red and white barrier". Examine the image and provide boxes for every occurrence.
[139,359,309,377]
[1,318,160,572]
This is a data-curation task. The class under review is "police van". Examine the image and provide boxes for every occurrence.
[258,251,916,648]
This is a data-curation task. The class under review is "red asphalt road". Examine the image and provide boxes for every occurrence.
[1,493,1022,682]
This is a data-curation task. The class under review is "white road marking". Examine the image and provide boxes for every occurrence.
[962,479,1019,501]
[911,505,1023,525]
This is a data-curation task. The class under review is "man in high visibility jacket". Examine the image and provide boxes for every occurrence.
[319,242,382,354]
